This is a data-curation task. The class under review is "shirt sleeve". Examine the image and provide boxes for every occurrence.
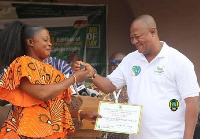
[175,56,200,100]
[107,60,126,90]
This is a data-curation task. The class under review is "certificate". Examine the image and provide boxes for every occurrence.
[94,101,143,135]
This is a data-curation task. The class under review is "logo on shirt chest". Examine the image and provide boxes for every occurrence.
[132,66,141,76]
[154,66,165,75]
[169,99,179,111]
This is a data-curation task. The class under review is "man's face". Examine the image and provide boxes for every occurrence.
[130,20,153,55]
[108,53,125,74]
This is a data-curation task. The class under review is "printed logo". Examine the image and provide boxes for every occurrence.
[169,99,179,111]
[154,66,164,75]
[119,104,123,109]
[132,66,141,76]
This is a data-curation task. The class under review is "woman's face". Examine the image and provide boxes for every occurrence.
[28,29,52,61]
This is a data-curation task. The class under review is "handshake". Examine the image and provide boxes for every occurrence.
[71,61,99,97]
[73,61,97,82]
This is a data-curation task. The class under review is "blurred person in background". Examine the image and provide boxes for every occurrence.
[99,52,129,139]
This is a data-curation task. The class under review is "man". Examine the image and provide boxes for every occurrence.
[74,15,199,139]
[99,52,129,139]
[106,52,128,103]
[108,52,126,75]
[67,52,80,67]
[44,56,73,78]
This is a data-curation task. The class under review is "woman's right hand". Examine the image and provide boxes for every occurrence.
[73,61,83,71]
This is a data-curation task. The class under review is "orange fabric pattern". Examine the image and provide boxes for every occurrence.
[0,56,74,139]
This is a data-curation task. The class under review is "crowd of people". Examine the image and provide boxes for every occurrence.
[0,14,199,139]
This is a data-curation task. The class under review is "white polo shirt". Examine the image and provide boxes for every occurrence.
[107,42,199,139]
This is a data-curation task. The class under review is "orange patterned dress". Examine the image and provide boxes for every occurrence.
[0,56,74,139]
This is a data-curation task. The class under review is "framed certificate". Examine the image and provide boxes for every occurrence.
[94,101,143,135]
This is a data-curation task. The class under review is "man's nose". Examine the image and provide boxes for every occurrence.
[115,63,120,66]
[131,37,138,44]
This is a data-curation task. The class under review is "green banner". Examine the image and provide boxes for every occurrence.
[47,25,87,62]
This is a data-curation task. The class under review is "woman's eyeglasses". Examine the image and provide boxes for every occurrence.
[109,59,122,65]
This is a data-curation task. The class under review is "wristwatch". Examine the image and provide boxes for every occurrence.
[91,68,97,79]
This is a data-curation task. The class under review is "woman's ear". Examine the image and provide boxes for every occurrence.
[26,39,33,47]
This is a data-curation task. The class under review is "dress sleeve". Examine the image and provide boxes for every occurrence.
[0,56,70,107]
[0,56,47,90]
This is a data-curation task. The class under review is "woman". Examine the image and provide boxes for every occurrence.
[0,21,96,138]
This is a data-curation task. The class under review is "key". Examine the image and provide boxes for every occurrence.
[80,64,85,69]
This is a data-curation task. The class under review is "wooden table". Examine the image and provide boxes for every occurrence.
[68,95,101,138]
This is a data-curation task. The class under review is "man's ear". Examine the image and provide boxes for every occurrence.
[149,27,156,35]
[26,39,33,47]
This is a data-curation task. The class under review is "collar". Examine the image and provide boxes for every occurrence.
[136,41,170,61]
[156,41,170,58]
